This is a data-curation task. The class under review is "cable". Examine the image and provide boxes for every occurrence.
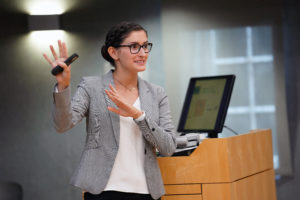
[223,125,239,136]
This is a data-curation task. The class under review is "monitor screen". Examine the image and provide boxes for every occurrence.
[177,75,235,137]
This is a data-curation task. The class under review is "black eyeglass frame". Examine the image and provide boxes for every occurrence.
[115,43,153,54]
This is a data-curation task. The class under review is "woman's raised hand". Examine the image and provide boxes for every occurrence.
[43,40,70,91]
[105,84,143,119]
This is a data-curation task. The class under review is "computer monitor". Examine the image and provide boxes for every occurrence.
[177,75,235,138]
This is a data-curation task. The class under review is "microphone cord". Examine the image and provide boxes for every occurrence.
[223,125,239,136]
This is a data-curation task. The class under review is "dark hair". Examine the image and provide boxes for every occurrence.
[101,21,147,67]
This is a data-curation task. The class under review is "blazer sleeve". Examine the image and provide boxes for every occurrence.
[52,78,89,133]
[135,87,177,157]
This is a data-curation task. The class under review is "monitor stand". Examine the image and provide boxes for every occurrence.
[207,132,218,138]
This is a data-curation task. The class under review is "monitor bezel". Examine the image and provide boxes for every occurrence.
[177,74,235,135]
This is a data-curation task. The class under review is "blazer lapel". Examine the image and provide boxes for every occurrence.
[101,72,153,146]
[138,77,153,118]
[102,70,120,146]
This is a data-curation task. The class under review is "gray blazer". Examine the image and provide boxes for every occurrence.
[52,70,176,200]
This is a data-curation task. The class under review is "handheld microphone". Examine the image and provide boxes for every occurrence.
[51,53,79,76]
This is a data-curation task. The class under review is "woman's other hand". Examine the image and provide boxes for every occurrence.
[43,40,70,91]
[105,84,143,119]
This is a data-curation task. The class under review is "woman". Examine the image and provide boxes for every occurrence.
[43,22,176,200]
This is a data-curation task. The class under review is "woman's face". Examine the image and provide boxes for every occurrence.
[115,30,149,73]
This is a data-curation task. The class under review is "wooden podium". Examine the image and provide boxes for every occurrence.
[157,129,277,200]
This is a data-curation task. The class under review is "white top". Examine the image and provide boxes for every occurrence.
[104,98,149,194]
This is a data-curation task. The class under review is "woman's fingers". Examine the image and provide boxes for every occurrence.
[44,40,71,90]
[45,40,69,67]
[105,89,114,100]
[109,84,117,93]
[58,40,63,58]
[105,86,130,111]
[105,89,124,109]
[50,45,58,60]
[57,61,69,71]
[108,84,118,97]
[105,89,139,118]
[108,84,120,99]
[43,53,53,65]
[105,91,122,114]
[105,89,118,103]
[62,42,68,58]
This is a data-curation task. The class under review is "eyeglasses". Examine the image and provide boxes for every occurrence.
[115,42,153,54]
